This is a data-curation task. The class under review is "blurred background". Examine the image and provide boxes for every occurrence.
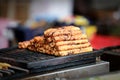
[0,0,120,49]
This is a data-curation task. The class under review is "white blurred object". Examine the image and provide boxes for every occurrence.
[2,29,14,41]
[7,20,19,28]
[29,0,73,19]
[25,18,34,28]
[4,20,19,40]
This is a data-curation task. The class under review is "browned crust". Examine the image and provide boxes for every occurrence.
[51,46,93,56]
[55,42,91,51]
[18,26,93,56]
[33,36,44,43]
[46,34,87,42]
[44,26,81,37]
[18,41,30,48]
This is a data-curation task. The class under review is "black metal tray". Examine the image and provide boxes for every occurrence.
[0,61,96,80]
[0,46,101,69]
[101,45,120,71]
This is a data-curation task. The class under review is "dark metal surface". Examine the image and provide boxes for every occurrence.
[0,69,11,75]
[0,46,101,69]
[0,61,109,80]
[30,58,95,73]
[22,61,109,80]
[0,66,29,80]
[102,45,120,54]
[101,45,120,71]
[0,46,103,80]
[10,66,29,73]
[0,58,95,80]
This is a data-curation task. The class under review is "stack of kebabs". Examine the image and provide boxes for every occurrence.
[18,26,93,56]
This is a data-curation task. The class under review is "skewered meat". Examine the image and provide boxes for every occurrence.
[44,26,80,37]
[51,46,93,56]
[18,26,93,56]
[55,42,91,51]
[18,41,30,48]
[46,34,87,42]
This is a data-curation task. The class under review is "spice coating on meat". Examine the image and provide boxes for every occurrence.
[18,26,93,56]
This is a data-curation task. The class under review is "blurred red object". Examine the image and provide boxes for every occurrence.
[90,34,120,49]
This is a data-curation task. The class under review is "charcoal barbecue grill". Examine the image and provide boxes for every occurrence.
[0,46,102,80]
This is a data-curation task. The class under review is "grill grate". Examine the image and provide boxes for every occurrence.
[0,46,101,69]
[0,46,103,80]
[0,47,55,62]
[0,66,29,80]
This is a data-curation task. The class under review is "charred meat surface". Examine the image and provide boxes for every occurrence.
[18,26,93,56]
